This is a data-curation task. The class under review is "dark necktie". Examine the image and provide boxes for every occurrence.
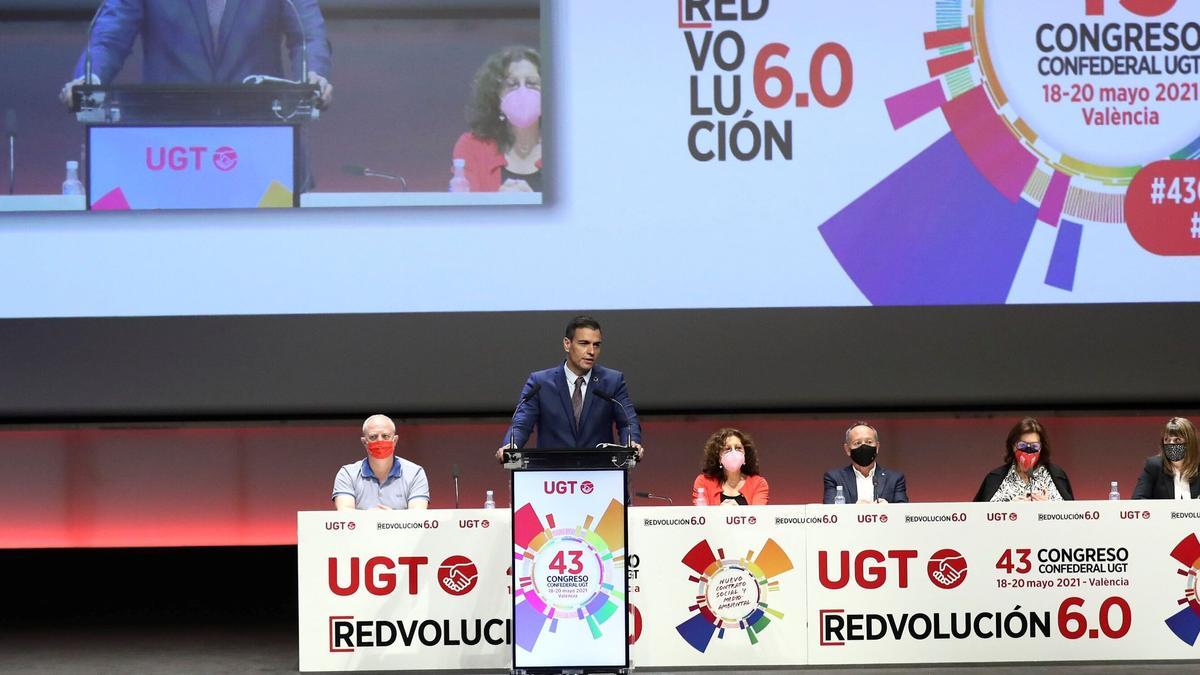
[207,0,226,49]
[572,377,584,425]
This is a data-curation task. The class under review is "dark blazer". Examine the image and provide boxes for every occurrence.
[503,363,641,449]
[74,0,332,84]
[974,463,1074,502]
[822,464,908,504]
[1133,455,1200,499]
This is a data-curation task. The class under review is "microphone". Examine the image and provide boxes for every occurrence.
[283,0,310,87]
[83,0,108,97]
[635,491,673,505]
[505,382,542,455]
[452,464,461,510]
[592,388,635,448]
[342,164,408,191]
[4,109,14,195]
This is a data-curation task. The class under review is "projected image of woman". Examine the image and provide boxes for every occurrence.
[974,417,1074,502]
[692,428,769,506]
[452,46,542,193]
[1133,417,1200,499]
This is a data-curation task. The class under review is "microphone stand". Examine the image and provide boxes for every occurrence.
[452,464,461,509]
[283,0,310,86]
[635,492,673,505]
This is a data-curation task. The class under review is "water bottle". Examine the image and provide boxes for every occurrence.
[1108,481,1120,501]
[694,487,707,507]
[834,485,846,505]
[449,158,470,192]
[483,489,496,509]
[62,160,84,195]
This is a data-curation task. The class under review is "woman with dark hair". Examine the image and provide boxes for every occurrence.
[1133,417,1200,499]
[692,428,769,506]
[451,46,542,192]
[974,417,1074,502]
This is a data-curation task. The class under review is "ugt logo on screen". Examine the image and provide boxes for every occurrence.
[145,145,238,172]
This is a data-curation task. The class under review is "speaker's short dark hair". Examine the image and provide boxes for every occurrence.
[565,315,601,339]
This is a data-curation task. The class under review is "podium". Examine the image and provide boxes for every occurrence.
[504,446,637,674]
[69,83,320,210]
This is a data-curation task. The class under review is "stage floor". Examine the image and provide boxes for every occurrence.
[0,624,1196,675]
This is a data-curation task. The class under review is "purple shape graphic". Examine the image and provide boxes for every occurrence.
[1166,605,1200,646]
[676,612,717,653]
[1045,220,1083,291]
[820,132,1038,305]
[515,600,549,652]
[885,80,947,131]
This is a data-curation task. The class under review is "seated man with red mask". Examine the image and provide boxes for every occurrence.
[332,414,429,511]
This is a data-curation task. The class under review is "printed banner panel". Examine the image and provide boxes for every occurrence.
[628,506,807,667]
[297,509,511,672]
[806,501,1200,664]
[511,469,628,670]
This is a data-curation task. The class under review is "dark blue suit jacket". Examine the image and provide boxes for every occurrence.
[74,0,331,84]
[503,364,641,449]
[822,464,908,504]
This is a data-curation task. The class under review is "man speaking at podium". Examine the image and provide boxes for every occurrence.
[498,316,643,457]
[59,0,333,107]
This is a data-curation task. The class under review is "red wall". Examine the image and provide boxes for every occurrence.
[0,411,1188,548]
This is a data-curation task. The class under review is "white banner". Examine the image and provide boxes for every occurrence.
[299,501,1200,671]
[628,506,807,667]
[297,509,510,672]
[805,500,1200,664]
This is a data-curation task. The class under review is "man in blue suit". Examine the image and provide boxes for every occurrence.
[60,0,333,106]
[499,316,643,455]
[823,421,908,504]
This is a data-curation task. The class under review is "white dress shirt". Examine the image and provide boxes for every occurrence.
[854,463,877,503]
[564,364,591,401]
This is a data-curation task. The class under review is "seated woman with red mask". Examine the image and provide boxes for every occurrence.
[974,417,1074,502]
[692,428,769,506]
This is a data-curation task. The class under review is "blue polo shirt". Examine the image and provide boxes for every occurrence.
[331,456,430,509]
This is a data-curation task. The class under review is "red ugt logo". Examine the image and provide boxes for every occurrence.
[212,146,238,172]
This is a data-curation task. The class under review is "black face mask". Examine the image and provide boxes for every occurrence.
[850,444,878,467]
[1164,443,1187,462]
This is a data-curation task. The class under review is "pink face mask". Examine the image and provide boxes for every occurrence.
[367,440,393,460]
[721,450,745,473]
[1015,449,1040,473]
[501,86,541,129]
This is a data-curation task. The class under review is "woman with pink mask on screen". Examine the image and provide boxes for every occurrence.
[452,46,542,193]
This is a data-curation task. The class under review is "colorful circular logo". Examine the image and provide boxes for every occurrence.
[212,146,238,172]
[927,548,968,589]
[437,554,479,596]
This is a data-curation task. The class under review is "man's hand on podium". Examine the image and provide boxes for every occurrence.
[59,75,101,108]
[309,71,333,109]
[496,444,515,463]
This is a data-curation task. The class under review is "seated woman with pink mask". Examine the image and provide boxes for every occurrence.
[451,46,543,192]
[692,428,770,506]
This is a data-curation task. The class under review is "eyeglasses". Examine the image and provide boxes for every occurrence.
[1015,441,1041,453]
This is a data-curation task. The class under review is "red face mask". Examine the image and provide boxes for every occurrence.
[366,440,394,459]
[1015,449,1040,473]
